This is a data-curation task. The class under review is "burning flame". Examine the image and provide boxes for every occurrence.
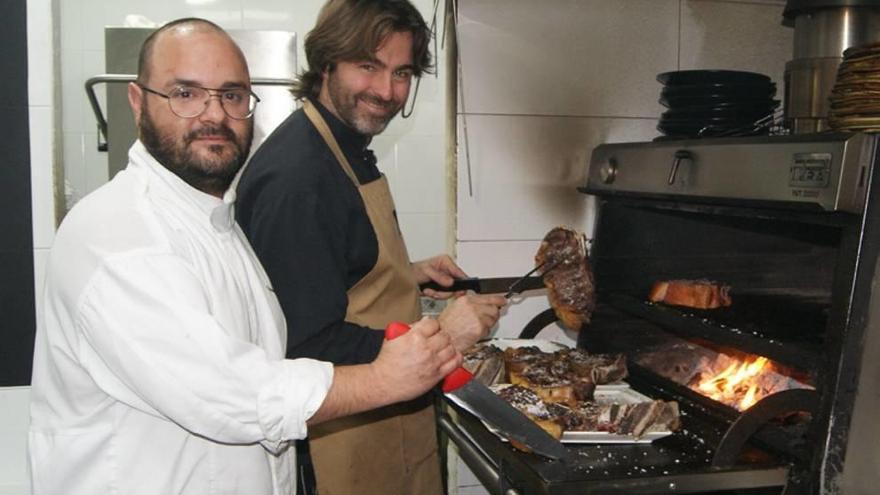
[695,356,769,410]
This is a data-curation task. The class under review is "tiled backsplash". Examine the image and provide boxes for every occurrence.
[680,0,791,86]
[457,0,680,118]
[456,114,658,241]
[0,387,31,494]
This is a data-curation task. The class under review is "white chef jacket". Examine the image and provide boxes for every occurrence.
[28,140,334,495]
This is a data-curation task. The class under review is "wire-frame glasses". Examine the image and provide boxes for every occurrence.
[138,84,260,120]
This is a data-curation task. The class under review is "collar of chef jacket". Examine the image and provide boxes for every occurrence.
[128,140,237,233]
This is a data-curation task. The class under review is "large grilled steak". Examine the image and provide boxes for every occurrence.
[535,227,596,330]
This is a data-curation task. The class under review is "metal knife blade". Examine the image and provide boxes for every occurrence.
[384,322,566,460]
[419,276,545,294]
[446,378,568,460]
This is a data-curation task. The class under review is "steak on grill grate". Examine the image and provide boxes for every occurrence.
[648,279,732,309]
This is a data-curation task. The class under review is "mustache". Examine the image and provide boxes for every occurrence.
[358,93,395,110]
[184,125,238,145]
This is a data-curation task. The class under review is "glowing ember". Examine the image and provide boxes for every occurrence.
[635,341,815,412]
[694,356,771,410]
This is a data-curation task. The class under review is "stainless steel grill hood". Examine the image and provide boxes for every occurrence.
[585,133,876,214]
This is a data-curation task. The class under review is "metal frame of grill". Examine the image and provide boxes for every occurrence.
[441,133,880,494]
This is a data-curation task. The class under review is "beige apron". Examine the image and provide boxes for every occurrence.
[303,101,442,495]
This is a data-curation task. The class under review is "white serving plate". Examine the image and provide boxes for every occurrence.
[451,340,670,443]
[560,387,673,443]
[447,386,673,444]
[483,337,569,352]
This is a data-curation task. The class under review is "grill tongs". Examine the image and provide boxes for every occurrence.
[419,260,560,298]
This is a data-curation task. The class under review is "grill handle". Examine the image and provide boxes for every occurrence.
[668,149,693,185]
[85,74,135,152]
[438,412,521,495]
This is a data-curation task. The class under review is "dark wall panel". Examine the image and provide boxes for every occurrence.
[0,0,36,386]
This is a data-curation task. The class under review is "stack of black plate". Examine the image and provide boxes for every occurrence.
[656,70,779,139]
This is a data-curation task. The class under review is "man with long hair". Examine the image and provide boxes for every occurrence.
[236,1,508,494]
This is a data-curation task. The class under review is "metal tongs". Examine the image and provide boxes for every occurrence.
[504,230,586,297]
[503,259,562,298]
[419,260,563,297]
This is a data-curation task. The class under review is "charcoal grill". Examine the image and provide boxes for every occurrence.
[440,132,880,494]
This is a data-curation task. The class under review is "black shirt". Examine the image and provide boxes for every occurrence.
[236,99,386,364]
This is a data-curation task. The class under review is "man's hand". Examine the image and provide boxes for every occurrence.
[413,254,467,300]
[370,318,462,403]
[308,319,461,425]
[438,294,508,351]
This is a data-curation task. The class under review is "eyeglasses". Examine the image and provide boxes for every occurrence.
[138,84,261,120]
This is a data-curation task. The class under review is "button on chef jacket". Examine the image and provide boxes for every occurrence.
[28,140,333,495]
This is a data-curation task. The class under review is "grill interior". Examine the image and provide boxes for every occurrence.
[443,195,867,494]
[570,197,856,491]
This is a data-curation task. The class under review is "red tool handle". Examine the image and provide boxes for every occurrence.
[384,321,473,393]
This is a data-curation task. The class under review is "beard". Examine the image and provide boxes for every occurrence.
[326,71,404,136]
[139,102,253,197]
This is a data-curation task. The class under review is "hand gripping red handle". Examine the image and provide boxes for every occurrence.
[384,321,473,393]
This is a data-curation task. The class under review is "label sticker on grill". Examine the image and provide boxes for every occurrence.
[790,153,831,189]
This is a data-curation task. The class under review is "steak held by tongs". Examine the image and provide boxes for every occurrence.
[535,226,596,330]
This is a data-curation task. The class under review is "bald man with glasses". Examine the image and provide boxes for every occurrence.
[27,17,461,495]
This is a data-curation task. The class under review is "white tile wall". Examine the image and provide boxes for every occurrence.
[26,14,53,108]
[458,0,680,118]
[29,0,57,251]
[19,0,57,491]
[0,388,32,495]
[455,481,491,495]
[385,67,448,137]
[456,114,657,241]
[32,249,50,328]
[393,135,448,211]
[680,0,792,90]
[453,455,481,488]
[29,106,56,250]
[399,212,449,261]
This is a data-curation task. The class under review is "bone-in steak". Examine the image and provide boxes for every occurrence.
[535,227,596,330]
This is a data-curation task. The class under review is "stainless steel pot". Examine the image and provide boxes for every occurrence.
[783,1,880,133]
